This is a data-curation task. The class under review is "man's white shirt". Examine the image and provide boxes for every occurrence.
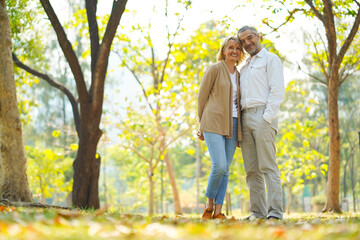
[240,48,285,123]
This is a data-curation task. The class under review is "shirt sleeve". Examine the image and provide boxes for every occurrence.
[263,54,285,124]
[198,65,217,122]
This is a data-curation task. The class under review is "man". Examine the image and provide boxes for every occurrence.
[237,26,284,220]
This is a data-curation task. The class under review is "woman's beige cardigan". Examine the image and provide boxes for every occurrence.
[197,60,242,141]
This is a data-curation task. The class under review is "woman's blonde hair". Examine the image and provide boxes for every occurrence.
[216,36,245,66]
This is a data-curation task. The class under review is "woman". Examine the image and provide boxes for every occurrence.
[197,36,245,220]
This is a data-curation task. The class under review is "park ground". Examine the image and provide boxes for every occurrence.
[0,206,360,240]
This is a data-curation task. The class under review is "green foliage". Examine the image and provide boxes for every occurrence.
[261,38,285,61]
[6,0,46,125]
[64,2,110,69]
[112,0,197,214]
[107,145,153,213]
[26,146,73,205]
[6,0,45,62]
[172,21,227,75]
[338,75,360,199]
[311,195,326,205]
[276,79,329,207]
[277,119,328,189]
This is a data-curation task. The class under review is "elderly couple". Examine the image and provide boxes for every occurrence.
[197,26,285,220]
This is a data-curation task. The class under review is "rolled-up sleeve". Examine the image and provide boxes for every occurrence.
[263,55,285,123]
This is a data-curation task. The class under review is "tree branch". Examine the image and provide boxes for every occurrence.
[339,61,359,85]
[338,72,350,86]
[163,119,196,150]
[296,61,327,87]
[121,145,151,164]
[305,0,325,23]
[317,28,330,74]
[39,0,89,103]
[114,52,154,112]
[149,34,159,88]
[335,7,360,74]
[264,8,307,34]
[136,23,159,85]
[160,1,190,84]
[92,0,127,112]
[126,64,154,112]
[161,0,172,84]
[153,150,163,171]
[12,53,81,135]
[126,36,152,66]
[322,0,337,68]
[308,32,329,82]
[85,0,100,75]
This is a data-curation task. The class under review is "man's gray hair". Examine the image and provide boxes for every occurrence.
[238,26,258,35]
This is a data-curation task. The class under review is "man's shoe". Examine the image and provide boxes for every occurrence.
[212,213,226,220]
[244,214,259,221]
[267,216,280,220]
[201,208,213,220]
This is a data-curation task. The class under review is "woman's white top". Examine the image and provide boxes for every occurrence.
[230,72,238,118]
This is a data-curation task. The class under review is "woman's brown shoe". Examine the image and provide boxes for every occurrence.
[201,208,214,220]
[212,213,226,220]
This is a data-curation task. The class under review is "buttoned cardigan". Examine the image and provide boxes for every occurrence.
[197,60,242,141]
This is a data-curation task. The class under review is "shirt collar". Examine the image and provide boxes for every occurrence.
[245,48,267,63]
[256,48,267,58]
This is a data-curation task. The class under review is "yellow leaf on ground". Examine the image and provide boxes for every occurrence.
[57,210,82,219]
[95,204,110,217]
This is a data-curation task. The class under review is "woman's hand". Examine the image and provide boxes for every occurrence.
[197,130,204,141]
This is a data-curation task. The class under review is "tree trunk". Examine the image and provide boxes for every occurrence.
[343,162,347,199]
[148,168,154,216]
[164,153,182,215]
[40,177,45,204]
[225,191,231,216]
[287,184,292,214]
[195,139,201,213]
[160,161,163,213]
[350,154,356,212]
[0,1,32,202]
[323,74,341,213]
[156,102,182,215]
[72,111,102,209]
[36,0,128,209]
[312,178,318,196]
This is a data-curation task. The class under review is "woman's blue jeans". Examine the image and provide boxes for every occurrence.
[203,118,238,205]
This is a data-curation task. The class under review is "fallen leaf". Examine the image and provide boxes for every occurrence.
[115,224,131,234]
[272,227,286,237]
[144,223,178,238]
[95,204,110,217]
[57,210,82,219]
[300,223,314,231]
[0,205,6,212]
[88,222,103,236]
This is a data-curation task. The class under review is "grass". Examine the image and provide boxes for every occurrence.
[0,206,360,239]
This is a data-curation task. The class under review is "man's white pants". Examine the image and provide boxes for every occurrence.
[240,106,283,219]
